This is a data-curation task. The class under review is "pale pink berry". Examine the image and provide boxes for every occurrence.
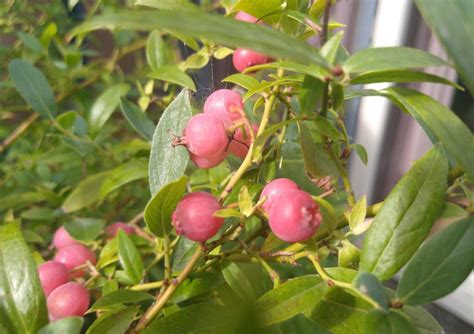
[235,11,260,24]
[53,226,80,249]
[184,114,229,158]
[268,189,322,242]
[54,244,96,278]
[229,123,259,159]
[190,150,228,169]
[172,192,224,242]
[106,222,135,239]
[232,48,268,73]
[260,178,299,214]
[47,282,90,321]
[203,89,244,125]
[38,261,70,296]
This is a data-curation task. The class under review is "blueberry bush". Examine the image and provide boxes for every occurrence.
[1,0,473,333]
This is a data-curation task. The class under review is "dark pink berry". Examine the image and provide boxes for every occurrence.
[47,282,90,321]
[106,222,135,239]
[232,48,268,73]
[268,189,322,242]
[260,178,299,213]
[190,150,228,169]
[229,123,259,159]
[53,226,80,249]
[172,192,224,242]
[235,11,260,24]
[203,89,244,125]
[184,114,229,158]
[38,261,70,296]
[54,244,96,278]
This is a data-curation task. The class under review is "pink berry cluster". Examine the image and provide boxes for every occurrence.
[232,11,269,72]
[37,222,135,321]
[180,89,258,169]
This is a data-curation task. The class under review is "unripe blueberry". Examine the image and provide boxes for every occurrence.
[235,11,260,24]
[37,261,70,296]
[260,178,299,213]
[190,150,228,169]
[184,114,229,158]
[229,123,259,159]
[203,89,244,125]
[54,244,96,278]
[47,282,90,321]
[172,192,224,242]
[232,48,268,73]
[106,222,135,239]
[53,226,80,249]
[268,189,322,242]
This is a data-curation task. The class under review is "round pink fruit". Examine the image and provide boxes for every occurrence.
[235,11,260,24]
[184,114,229,158]
[38,261,70,296]
[229,123,259,159]
[268,189,322,242]
[260,178,299,213]
[54,244,96,278]
[47,282,90,321]
[232,48,268,73]
[203,89,244,125]
[53,226,80,249]
[106,222,135,239]
[190,149,228,169]
[172,192,224,242]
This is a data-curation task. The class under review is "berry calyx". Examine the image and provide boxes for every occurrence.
[228,123,259,158]
[106,222,135,239]
[234,11,260,23]
[54,244,96,278]
[37,261,70,296]
[172,192,224,242]
[190,149,228,169]
[53,226,80,249]
[260,178,299,213]
[203,89,244,125]
[183,114,229,158]
[268,189,322,242]
[232,48,268,73]
[47,282,90,321]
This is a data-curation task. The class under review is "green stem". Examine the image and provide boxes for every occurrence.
[131,280,164,291]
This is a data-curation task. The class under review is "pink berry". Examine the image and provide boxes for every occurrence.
[235,11,260,24]
[190,150,228,169]
[53,226,80,249]
[232,48,268,73]
[184,114,229,158]
[37,261,70,296]
[172,192,224,242]
[106,222,135,239]
[203,89,244,125]
[47,282,90,321]
[268,189,322,242]
[54,244,96,278]
[229,123,259,159]
[260,178,299,214]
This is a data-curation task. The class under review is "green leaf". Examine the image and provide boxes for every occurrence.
[351,143,368,165]
[320,31,344,65]
[90,290,153,311]
[38,317,83,334]
[314,116,343,141]
[222,73,260,91]
[120,99,155,140]
[352,272,388,309]
[171,237,199,274]
[221,260,255,302]
[298,75,324,114]
[337,239,360,269]
[100,159,148,198]
[360,145,448,281]
[238,186,253,217]
[415,0,474,94]
[397,216,474,305]
[86,306,138,334]
[256,275,327,326]
[64,218,105,241]
[350,70,462,89]
[62,172,109,213]
[279,314,329,334]
[57,111,77,130]
[171,272,224,303]
[117,230,144,285]
[245,61,329,81]
[70,10,328,68]
[213,46,233,59]
[363,310,417,334]
[89,83,130,132]
[384,87,474,181]
[348,195,368,235]
[148,65,196,91]
[144,176,187,237]
[402,304,443,334]
[182,53,209,70]
[8,59,57,119]
[344,47,449,73]
[135,0,196,10]
[148,89,192,195]
[17,32,44,54]
[0,223,48,333]
[243,76,303,101]
[146,30,167,70]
